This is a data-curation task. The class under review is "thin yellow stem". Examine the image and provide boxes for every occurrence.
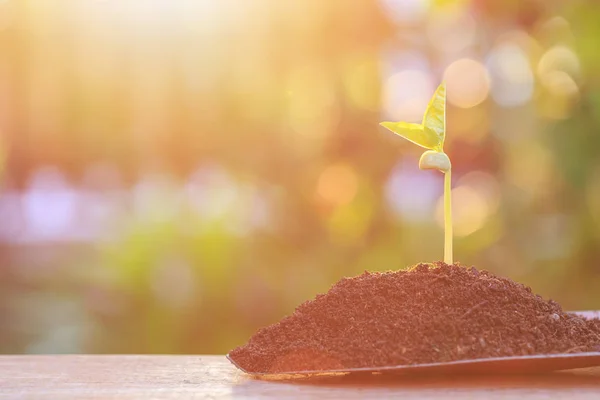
[444,169,453,264]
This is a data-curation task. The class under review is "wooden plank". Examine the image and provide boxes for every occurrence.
[0,355,600,399]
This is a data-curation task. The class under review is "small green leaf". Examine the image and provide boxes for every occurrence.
[380,82,446,151]
[379,121,438,150]
[422,82,446,151]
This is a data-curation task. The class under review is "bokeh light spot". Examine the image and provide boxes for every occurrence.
[385,159,442,222]
[537,45,580,81]
[537,16,572,44]
[541,70,579,98]
[383,70,434,122]
[436,184,490,237]
[23,167,77,240]
[486,42,534,107]
[186,166,239,221]
[317,164,359,207]
[444,58,490,108]
[427,5,477,54]
[380,0,430,24]
[457,171,501,212]
[537,47,580,120]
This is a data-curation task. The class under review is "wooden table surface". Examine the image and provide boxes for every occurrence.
[2,355,600,399]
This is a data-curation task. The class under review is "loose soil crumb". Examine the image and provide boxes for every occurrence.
[229,262,600,374]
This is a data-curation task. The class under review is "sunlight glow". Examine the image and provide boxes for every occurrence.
[69,0,232,33]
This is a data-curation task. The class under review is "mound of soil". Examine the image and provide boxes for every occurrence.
[229,262,600,374]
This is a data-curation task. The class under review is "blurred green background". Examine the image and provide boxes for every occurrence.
[1,0,600,354]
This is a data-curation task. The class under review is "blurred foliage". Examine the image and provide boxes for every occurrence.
[1,0,600,354]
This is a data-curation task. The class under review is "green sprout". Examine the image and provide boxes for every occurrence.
[380,82,453,264]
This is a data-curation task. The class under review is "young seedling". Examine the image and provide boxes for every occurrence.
[380,82,453,264]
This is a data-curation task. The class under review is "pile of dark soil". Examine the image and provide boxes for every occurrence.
[229,262,600,374]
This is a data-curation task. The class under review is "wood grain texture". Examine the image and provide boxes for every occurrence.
[1,355,600,399]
